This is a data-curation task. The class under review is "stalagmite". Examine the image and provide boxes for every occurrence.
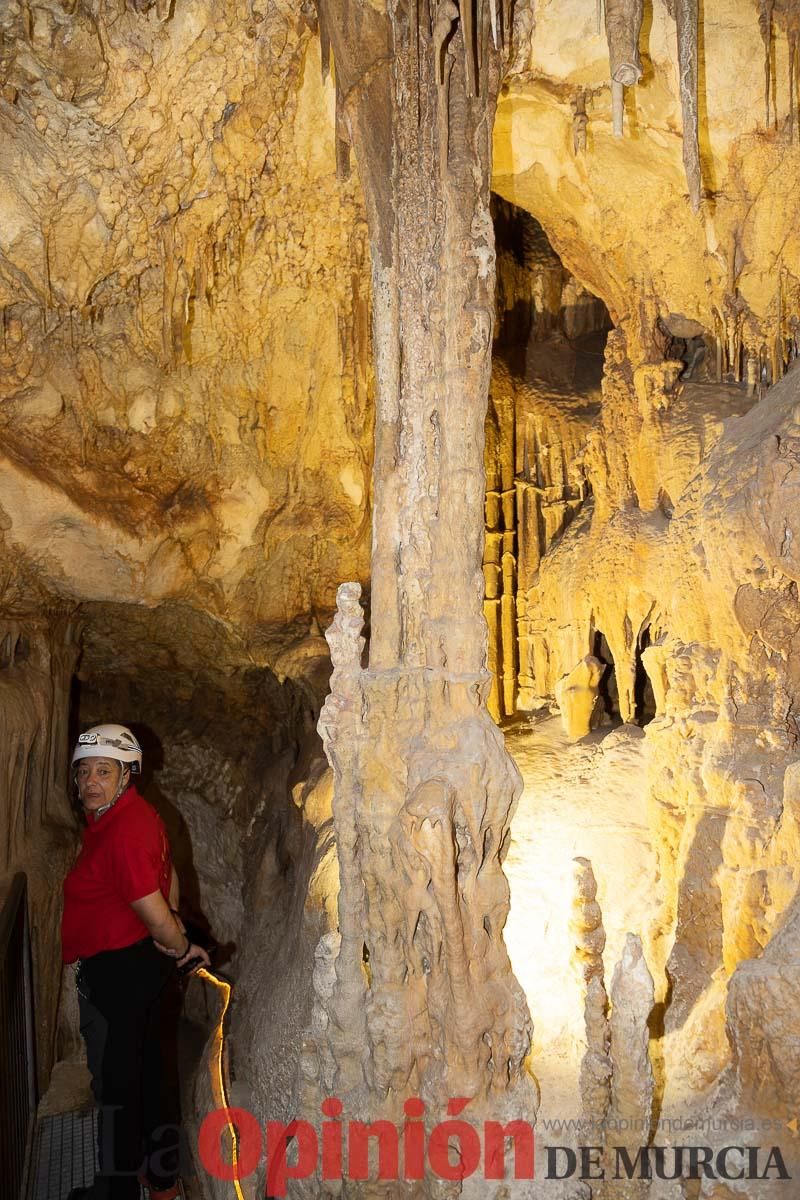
[572,859,612,1127]
[608,934,655,1158]
[572,858,605,985]
[674,0,702,211]
[556,655,605,740]
[604,0,643,137]
[746,353,759,398]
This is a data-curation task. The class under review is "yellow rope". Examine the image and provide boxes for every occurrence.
[196,968,245,1200]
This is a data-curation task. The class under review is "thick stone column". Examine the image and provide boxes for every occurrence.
[297,0,538,1192]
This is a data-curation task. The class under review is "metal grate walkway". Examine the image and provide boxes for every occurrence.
[25,1111,149,1200]
[26,1111,97,1200]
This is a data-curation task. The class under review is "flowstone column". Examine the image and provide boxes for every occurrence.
[296,0,538,1191]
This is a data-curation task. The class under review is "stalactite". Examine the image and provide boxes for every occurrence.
[674,0,701,212]
[712,309,725,379]
[434,0,458,85]
[572,89,588,154]
[604,0,643,138]
[774,270,784,384]
[461,0,476,96]
[437,51,454,168]
[161,224,180,364]
[610,77,624,135]
[488,0,498,52]
[443,0,498,100]
[789,28,800,141]
[42,225,52,334]
[182,277,194,366]
[411,0,421,125]
[192,256,203,318]
[311,0,506,123]
[335,87,351,179]
[319,8,331,80]
[760,0,775,127]
[204,237,217,309]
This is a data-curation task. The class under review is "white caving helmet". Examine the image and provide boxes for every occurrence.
[72,724,143,774]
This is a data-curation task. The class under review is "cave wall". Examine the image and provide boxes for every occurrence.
[0,610,80,1095]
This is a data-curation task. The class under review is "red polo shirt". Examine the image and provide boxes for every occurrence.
[61,784,171,964]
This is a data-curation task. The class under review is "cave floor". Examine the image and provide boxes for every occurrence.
[504,715,658,1126]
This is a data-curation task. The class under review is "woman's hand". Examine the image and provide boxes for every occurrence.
[130,891,210,971]
[176,943,211,973]
[153,937,187,957]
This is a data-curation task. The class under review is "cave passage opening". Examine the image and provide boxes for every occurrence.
[592,630,621,724]
[492,194,613,388]
[485,197,613,723]
[19,596,334,1186]
[635,624,657,726]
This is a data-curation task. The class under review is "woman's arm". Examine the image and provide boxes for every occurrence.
[168,865,180,912]
[131,890,188,954]
[131,890,209,968]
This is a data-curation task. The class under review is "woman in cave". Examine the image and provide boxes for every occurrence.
[61,723,210,1200]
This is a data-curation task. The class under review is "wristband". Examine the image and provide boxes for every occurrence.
[177,937,191,959]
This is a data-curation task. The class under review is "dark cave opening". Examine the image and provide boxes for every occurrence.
[592,630,621,723]
[635,624,657,726]
[491,193,613,384]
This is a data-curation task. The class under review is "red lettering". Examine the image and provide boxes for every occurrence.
[265,1120,318,1197]
[348,1121,399,1180]
[403,1098,425,1180]
[321,1099,343,1180]
[428,1119,481,1181]
[198,1108,262,1181]
[484,1120,535,1179]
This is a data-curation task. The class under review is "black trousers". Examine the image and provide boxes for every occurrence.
[77,939,180,1199]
